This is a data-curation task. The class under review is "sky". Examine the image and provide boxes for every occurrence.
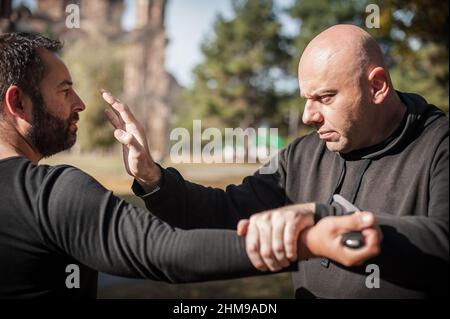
[12,0,297,87]
[164,0,235,87]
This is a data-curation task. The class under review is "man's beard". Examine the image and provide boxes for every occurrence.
[27,94,79,158]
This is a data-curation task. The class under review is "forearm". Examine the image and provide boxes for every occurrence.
[133,166,286,230]
[73,203,298,282]
[42,166,298,283]
[132,167,240,229]
[146,227,271,283]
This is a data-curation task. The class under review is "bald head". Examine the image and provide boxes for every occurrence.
[298,24,405,154]
[299,24,387,85]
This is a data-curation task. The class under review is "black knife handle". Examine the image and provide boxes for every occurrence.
[342,231,365,249]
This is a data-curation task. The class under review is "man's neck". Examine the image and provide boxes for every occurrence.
[0,132,41,164]
[368,92,407,147]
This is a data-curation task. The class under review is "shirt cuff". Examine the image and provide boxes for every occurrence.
[314,202,350,223]
[131,164,165,197]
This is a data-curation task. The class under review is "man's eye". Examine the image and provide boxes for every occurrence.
[64,90,70,97]
[320,95,334,103]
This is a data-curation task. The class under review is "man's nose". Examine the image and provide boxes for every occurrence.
[73,91,86,112]
[302,100,323,126]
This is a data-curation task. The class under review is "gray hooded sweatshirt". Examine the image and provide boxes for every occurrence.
[134,91,449,298]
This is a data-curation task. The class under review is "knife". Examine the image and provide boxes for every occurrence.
[332,194,365,249]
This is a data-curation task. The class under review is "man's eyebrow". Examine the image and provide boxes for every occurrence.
[57,80,73,88]
[301,89,337,98]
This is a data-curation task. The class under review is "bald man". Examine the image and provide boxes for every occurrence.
[116,25,449,298]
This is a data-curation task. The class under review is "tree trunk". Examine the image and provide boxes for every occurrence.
[124,0,170,162]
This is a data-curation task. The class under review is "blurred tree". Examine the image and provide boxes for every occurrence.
[0,0,13,33]
[388,0,448,112]
[189,0,448,144]
[288,0,367,68]
[189,0,293,135]
[63,36,125,152]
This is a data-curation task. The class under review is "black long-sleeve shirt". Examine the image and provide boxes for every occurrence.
[0,156,266,299]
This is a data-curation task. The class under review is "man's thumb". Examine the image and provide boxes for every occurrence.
[357,212,375,227]
[333,212,375,233]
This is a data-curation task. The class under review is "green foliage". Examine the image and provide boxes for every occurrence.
[390,45,449,111]
[188,0,448,139]
[388,0,448,111]
[63,37,126,152]
[288,0,448,112]
[189,0,294,133]
[288,0,367,70]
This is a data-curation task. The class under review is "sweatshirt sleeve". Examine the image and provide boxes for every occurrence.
[315,137,449,295]
[369,136,449,295]
[34,165,273,283]
[132,153,288,230]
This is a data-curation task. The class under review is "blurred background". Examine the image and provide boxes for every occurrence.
[0,0,448,298]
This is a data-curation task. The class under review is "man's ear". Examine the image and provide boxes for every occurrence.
[4,86,30,120]
[368,67,389,105]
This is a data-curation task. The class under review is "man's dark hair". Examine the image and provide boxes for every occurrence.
[0,32,62,112]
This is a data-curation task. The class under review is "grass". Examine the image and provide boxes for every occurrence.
[97,273,294,299]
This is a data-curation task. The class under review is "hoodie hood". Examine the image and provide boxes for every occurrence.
[326,91,447,206]
[340,91,446,161]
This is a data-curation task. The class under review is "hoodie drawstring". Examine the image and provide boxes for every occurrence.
[349,159,372,204]
[327,159,346,205]
[327,158,372,206]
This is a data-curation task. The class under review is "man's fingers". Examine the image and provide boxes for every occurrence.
[101,90,136,125]
[271,214,290,268]
[245,222,268,272]
[340,228,381,267]
[101,90,122,122]
[243,204,316,271]
[284,220,301,262]
[361,228,381,256]
[104,109,121,129]
[331,212,376,235]
[257,217,283,271]
[237,219,249,237]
